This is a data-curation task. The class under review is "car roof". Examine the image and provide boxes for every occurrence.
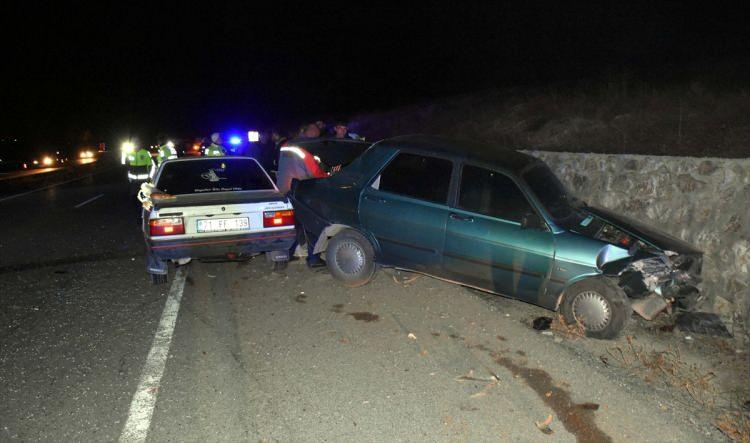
[376,134,539,174]
[286,137,369,147]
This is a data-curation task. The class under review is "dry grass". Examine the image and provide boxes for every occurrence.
[605,335,717,407]
[550,314,585,340]
[715,411,750,443]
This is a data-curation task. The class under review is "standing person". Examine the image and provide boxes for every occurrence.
[256,131,276,171]
[268,129,287,170]
[205,132,227,157]
[301,123,321,139]
[275,134,326,268]
[126,143,153,222]
[127,144,153,190]
[156,139,178,165]
[332,122,349,139]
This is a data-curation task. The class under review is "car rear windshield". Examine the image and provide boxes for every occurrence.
[156,158,273,195]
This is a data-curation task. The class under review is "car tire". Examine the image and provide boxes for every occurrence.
[325,229,377,287]
[561,277,630,339]
[150,273,168,285]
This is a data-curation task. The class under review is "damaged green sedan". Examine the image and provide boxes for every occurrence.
[290,135,702,339]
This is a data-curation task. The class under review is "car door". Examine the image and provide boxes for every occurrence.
[443,164,555,305]
[359,151,454,274]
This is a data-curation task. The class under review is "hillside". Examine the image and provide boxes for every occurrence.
[350,76,750,158]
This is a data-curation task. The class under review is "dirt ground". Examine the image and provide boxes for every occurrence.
[152,257,749,441]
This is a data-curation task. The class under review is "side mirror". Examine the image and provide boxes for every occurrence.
[521,212,546,230]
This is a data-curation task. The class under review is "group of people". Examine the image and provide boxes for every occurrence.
[127,120,360,178]
[295,120,360,140]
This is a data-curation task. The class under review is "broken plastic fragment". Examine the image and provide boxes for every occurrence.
[533,316,553,330]
[535,414,554,435]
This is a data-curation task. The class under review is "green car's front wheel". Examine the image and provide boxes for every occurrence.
[561,277,630,339]
[325,230,378,288]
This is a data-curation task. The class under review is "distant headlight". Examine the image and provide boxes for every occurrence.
[122,142,135,153]
[42,156,54,166]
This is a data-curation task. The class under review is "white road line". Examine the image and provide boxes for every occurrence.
[0,172,98,203]
[73,193,105,208]
[74,193,104,208]
[119,267,188,443]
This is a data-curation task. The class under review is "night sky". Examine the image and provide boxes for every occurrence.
[2,2,748,148]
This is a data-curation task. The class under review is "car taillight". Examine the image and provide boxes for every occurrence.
[263,210,294,228]
[149,217,185,236]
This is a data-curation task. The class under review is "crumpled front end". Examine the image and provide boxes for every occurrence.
[604,250,703,319]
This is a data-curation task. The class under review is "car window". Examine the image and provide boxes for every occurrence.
[458,165,533,223]
[156,158,273,195]
[377,152,452,204]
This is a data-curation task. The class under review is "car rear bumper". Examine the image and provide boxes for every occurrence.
[146,229,296,262]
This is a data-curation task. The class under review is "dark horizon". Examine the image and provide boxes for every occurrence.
[2,2,749,148]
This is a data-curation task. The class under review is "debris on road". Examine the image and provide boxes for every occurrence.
[388,269,422,286]
[676,312,732,338]
[535,414,554,435]
[550,315,586,340]
[348,312,379,322]
[578,403,600,411]
[631,294,669,320]
[407,333,417,340]
[455,369,499,384]
[533,316,553,330]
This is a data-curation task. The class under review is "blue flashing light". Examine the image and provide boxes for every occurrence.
[229,136,242,145]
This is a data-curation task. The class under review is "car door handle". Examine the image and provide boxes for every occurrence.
[364,194,387,203]
[450,213,474,222]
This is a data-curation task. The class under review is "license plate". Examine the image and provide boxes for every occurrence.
[197,217,250,233]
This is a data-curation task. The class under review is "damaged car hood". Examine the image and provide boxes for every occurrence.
[583,206,702,256]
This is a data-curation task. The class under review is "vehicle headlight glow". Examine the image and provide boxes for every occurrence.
[247,131,259,142]
[122,141,135,153]
[42,156,54,166]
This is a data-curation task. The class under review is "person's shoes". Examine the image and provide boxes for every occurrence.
[306,256,326,268]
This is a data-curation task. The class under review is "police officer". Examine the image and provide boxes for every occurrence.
[205,133,227,157]
[127,144,153,187]
[157,140,178,165]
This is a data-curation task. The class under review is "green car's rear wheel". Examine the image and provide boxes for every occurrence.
[325,230,378,287]
[561,277,630,339]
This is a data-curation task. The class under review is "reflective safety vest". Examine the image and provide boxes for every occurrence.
[157,144,178,164]
[205,143,226,157]
[128,148,153,167]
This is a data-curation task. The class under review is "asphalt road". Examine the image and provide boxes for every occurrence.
[0,158,732,442]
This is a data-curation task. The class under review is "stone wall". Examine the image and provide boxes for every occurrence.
[525,151,750,337]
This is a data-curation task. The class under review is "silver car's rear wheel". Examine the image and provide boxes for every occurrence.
[561,278,630,339]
